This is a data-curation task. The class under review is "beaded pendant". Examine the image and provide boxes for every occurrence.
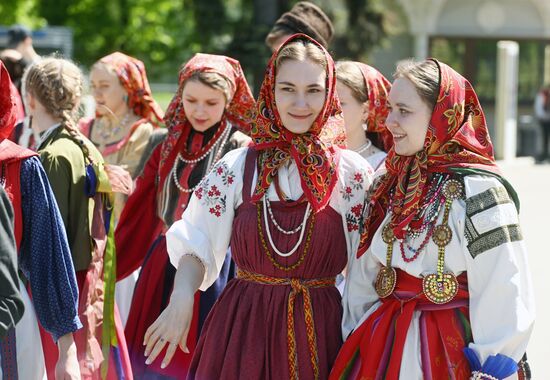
[375,178,464,304]
[375,224,397,298]
[422,179,463,304]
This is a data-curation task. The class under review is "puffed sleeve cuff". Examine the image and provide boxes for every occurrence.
[51,316,83,342]
[464,347,518,379]
[166,218,217,291]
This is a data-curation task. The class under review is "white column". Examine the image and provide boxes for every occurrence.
[494,41,519,160]
[414,33,429,60]
[544,44,550,85]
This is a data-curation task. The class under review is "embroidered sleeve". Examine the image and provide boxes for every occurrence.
[336,150,374,259]
[464,184,522,258]
[194,161,236,218]
[166,147,247,291]
[462,175,535,367]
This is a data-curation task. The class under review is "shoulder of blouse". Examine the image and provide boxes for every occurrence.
[228,130,252,149]
[128,121,154,143]
[339,148,375,178]
[462,174,508,200]
[217,146,249,169]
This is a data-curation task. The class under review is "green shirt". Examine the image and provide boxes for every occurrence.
[38,126,104,272]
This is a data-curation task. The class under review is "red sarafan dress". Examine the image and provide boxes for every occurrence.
[193,148,347,379]
[165,34,374,380]
[167,145,371,379]
[115,53,255,379]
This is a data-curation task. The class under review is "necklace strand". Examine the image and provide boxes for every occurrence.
[265,196,310,235]
[257,202,315,271]
[99,113,130,141]
[354,139,372,155]
[262,195,311,256]
[172,124,232,193]
[177,124,232,164]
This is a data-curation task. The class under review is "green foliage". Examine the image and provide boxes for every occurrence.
[3,0,388,84]
[0,0,44,28]
[333,0,389,60]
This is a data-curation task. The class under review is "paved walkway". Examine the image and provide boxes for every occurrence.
[499,158,549,378]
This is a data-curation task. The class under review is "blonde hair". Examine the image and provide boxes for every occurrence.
[275,39,327,73]
[183,71,233,102]
[91,60,117,74]
[394,59,439,110]
[25,57,92,161]
[336,61,368,103]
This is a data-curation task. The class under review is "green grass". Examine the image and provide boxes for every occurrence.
[153,92,176,111]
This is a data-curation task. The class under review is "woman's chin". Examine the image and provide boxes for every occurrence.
[190,122,216,132]
[282,123,311,135]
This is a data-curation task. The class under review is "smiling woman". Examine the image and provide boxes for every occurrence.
[114,53,255,379]
[331,59,534,380]
[386,59,438,156]
[274,42,327,134]
[141,34,374,380]
[181,71,232,132]
[81,52,164,223]
[386,76,432,156]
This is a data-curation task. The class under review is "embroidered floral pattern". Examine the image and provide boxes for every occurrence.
[340,168,368,232]
[195,161,235,218]
[341,170,366,201]
[346,203,364,232]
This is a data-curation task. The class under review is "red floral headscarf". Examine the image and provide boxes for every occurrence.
[97,52,164,126]
[0,62,17,141]
[358,59,500,256]
[250,33,346,212]
[356,62,393,152]
[158,53,256,183]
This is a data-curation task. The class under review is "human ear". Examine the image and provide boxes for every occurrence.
[26,92,36,111]
[361,102,369,122]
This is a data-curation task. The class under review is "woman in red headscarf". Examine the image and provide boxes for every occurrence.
[336,61,392,171]
[114,53,255,378]
[81,52,165,332]
[330,59,534,380]
[141,34,374,380]
[0,62,81,379]
[81,52,164,222]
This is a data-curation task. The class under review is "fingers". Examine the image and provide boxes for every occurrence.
[144,321,162,357]
[145,337,167,366]
[144,317,159,346]
[162,342,178,368]
[179,325,190,354]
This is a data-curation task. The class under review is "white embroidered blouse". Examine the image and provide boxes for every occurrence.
[342,175,535,379]
[166,147,374,291]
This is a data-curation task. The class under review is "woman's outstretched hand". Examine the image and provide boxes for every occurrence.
[143,288,195,369]
[143,254,205,368]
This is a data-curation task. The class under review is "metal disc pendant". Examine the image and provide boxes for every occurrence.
[432,225,452,247]
[442,179,464,200]
[422,272,459,304]
[381,224,395,244]
[375,266,397,298]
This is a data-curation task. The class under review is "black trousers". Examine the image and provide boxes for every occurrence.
[540,120,550,159]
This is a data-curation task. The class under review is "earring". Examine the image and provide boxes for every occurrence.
[123,95,129,103]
